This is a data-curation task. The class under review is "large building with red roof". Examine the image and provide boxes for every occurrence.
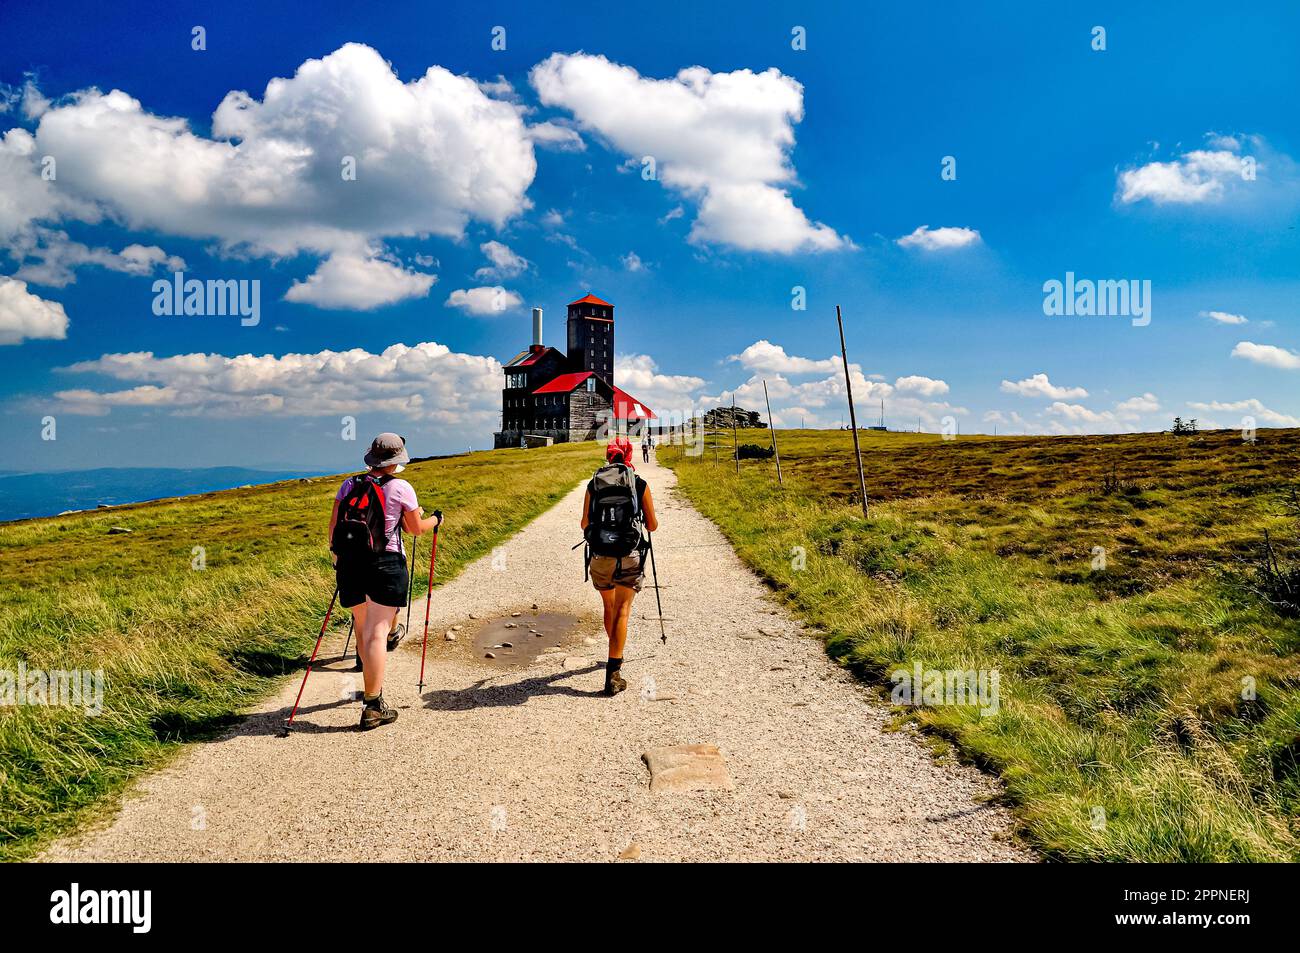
[493,293,654,448]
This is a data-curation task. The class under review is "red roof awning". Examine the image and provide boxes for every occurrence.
[612,387,653,421]
[568,292,612,308]
[532,371,593,394]
[531,373,653,420]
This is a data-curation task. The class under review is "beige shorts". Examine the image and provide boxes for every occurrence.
[589,552,645,592]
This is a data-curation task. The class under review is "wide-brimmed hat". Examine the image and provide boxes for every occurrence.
[364,433,410,471]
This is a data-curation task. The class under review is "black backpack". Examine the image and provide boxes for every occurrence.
[331,473,394,558]
[585,464,644,558]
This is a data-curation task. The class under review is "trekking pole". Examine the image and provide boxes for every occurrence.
[283,586,339,735]
[405,533,420,639]
[417,512,443,692]
[647,532,667,644]
[341,617,354,659]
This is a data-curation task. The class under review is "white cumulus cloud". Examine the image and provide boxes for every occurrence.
[0,276,69,344]
[474,240,530,280]
[1000,373,1088,400]
[1187,398,1299,427]
[445,286,523,316]
[728,339,840,375]
[896,225,982,251]
[284,251,436,310]
[530,53,849,254]
[1116,393,1161,416]
[8,228,185,288]
[1115,134,1294,207]
[1202,310,1247,325]
[1231,340,1300,370]
[709,341,962,430]
[2,44,537,298]
[613,353,705,416]
[894,374,949,396]
[53,342,503,430]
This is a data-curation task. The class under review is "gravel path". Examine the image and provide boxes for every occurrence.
[44,454,1030,862]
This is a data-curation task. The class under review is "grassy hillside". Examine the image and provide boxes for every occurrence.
[0,442,600,860]
[664,428,1300,861]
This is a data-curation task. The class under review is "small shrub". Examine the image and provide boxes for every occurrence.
[1099,463,1142,496]
[1254,530,1300,618]
[736,443,775,460]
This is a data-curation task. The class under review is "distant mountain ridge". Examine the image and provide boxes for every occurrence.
[0,467,326,522]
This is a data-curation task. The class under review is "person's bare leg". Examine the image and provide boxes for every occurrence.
[599,587,616,641]
[610,587,634,660]
[361,599,397,698]
[603,587,635,694]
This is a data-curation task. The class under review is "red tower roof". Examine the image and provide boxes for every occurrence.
[568,292,612,308]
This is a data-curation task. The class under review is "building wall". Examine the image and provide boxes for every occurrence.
[567,303,614,380]
[500,349,566,434]
[568,388,610,440]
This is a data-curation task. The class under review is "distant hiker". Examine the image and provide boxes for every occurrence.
[641,438,650,463]
[329,433,442,729]
[581,436,658,696]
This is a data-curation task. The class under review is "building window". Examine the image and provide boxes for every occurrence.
[585,377,596,392]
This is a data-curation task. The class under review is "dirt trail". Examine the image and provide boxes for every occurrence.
[44,454,1029,862]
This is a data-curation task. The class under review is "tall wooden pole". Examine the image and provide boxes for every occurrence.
[836,305,869,518]
[763,379,783,486]
[730,393,740,474]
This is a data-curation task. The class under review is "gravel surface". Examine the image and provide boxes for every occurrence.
[44,454,1031,862]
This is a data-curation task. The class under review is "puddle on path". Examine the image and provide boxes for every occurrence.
[473,611,582,667]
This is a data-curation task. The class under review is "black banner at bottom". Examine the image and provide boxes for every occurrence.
[1,861,1280,939]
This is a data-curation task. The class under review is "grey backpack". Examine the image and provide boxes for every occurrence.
[585,464,642,557]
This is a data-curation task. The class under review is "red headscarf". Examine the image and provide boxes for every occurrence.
[606,436,635,468]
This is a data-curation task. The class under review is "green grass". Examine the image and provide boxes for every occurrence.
[663,427,1300,861]
[0,442,601,860]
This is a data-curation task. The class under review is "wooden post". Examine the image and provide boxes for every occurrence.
[730,393,740,474]
[836,305,869,518]
[763,379,783,486]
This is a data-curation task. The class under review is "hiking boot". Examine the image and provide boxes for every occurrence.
[359,694,398,730]
[604,671,627,696]
[387,623,406,651]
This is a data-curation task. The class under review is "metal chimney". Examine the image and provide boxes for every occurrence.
[531,307,543,346]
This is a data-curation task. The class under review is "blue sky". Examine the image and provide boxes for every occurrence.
[1,0,1298,471]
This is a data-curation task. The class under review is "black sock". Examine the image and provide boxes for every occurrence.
[605,657,623,687]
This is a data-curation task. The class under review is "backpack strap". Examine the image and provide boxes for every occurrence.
[620,464,639,520]
[365,472,394,550]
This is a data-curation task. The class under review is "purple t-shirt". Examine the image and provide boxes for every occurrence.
[335,475,419,555]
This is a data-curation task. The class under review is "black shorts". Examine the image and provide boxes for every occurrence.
[337,551,409,609]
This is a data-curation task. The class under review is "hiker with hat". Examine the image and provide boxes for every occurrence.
[580,435,658,696]
[328,433,443,729]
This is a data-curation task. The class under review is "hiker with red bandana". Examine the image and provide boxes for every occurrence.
[580,436,658,695]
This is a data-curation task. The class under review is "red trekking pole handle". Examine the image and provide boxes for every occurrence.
[417,524,440,692]
[284,586,339,734]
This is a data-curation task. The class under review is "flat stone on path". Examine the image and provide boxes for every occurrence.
[642,744,736,793]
